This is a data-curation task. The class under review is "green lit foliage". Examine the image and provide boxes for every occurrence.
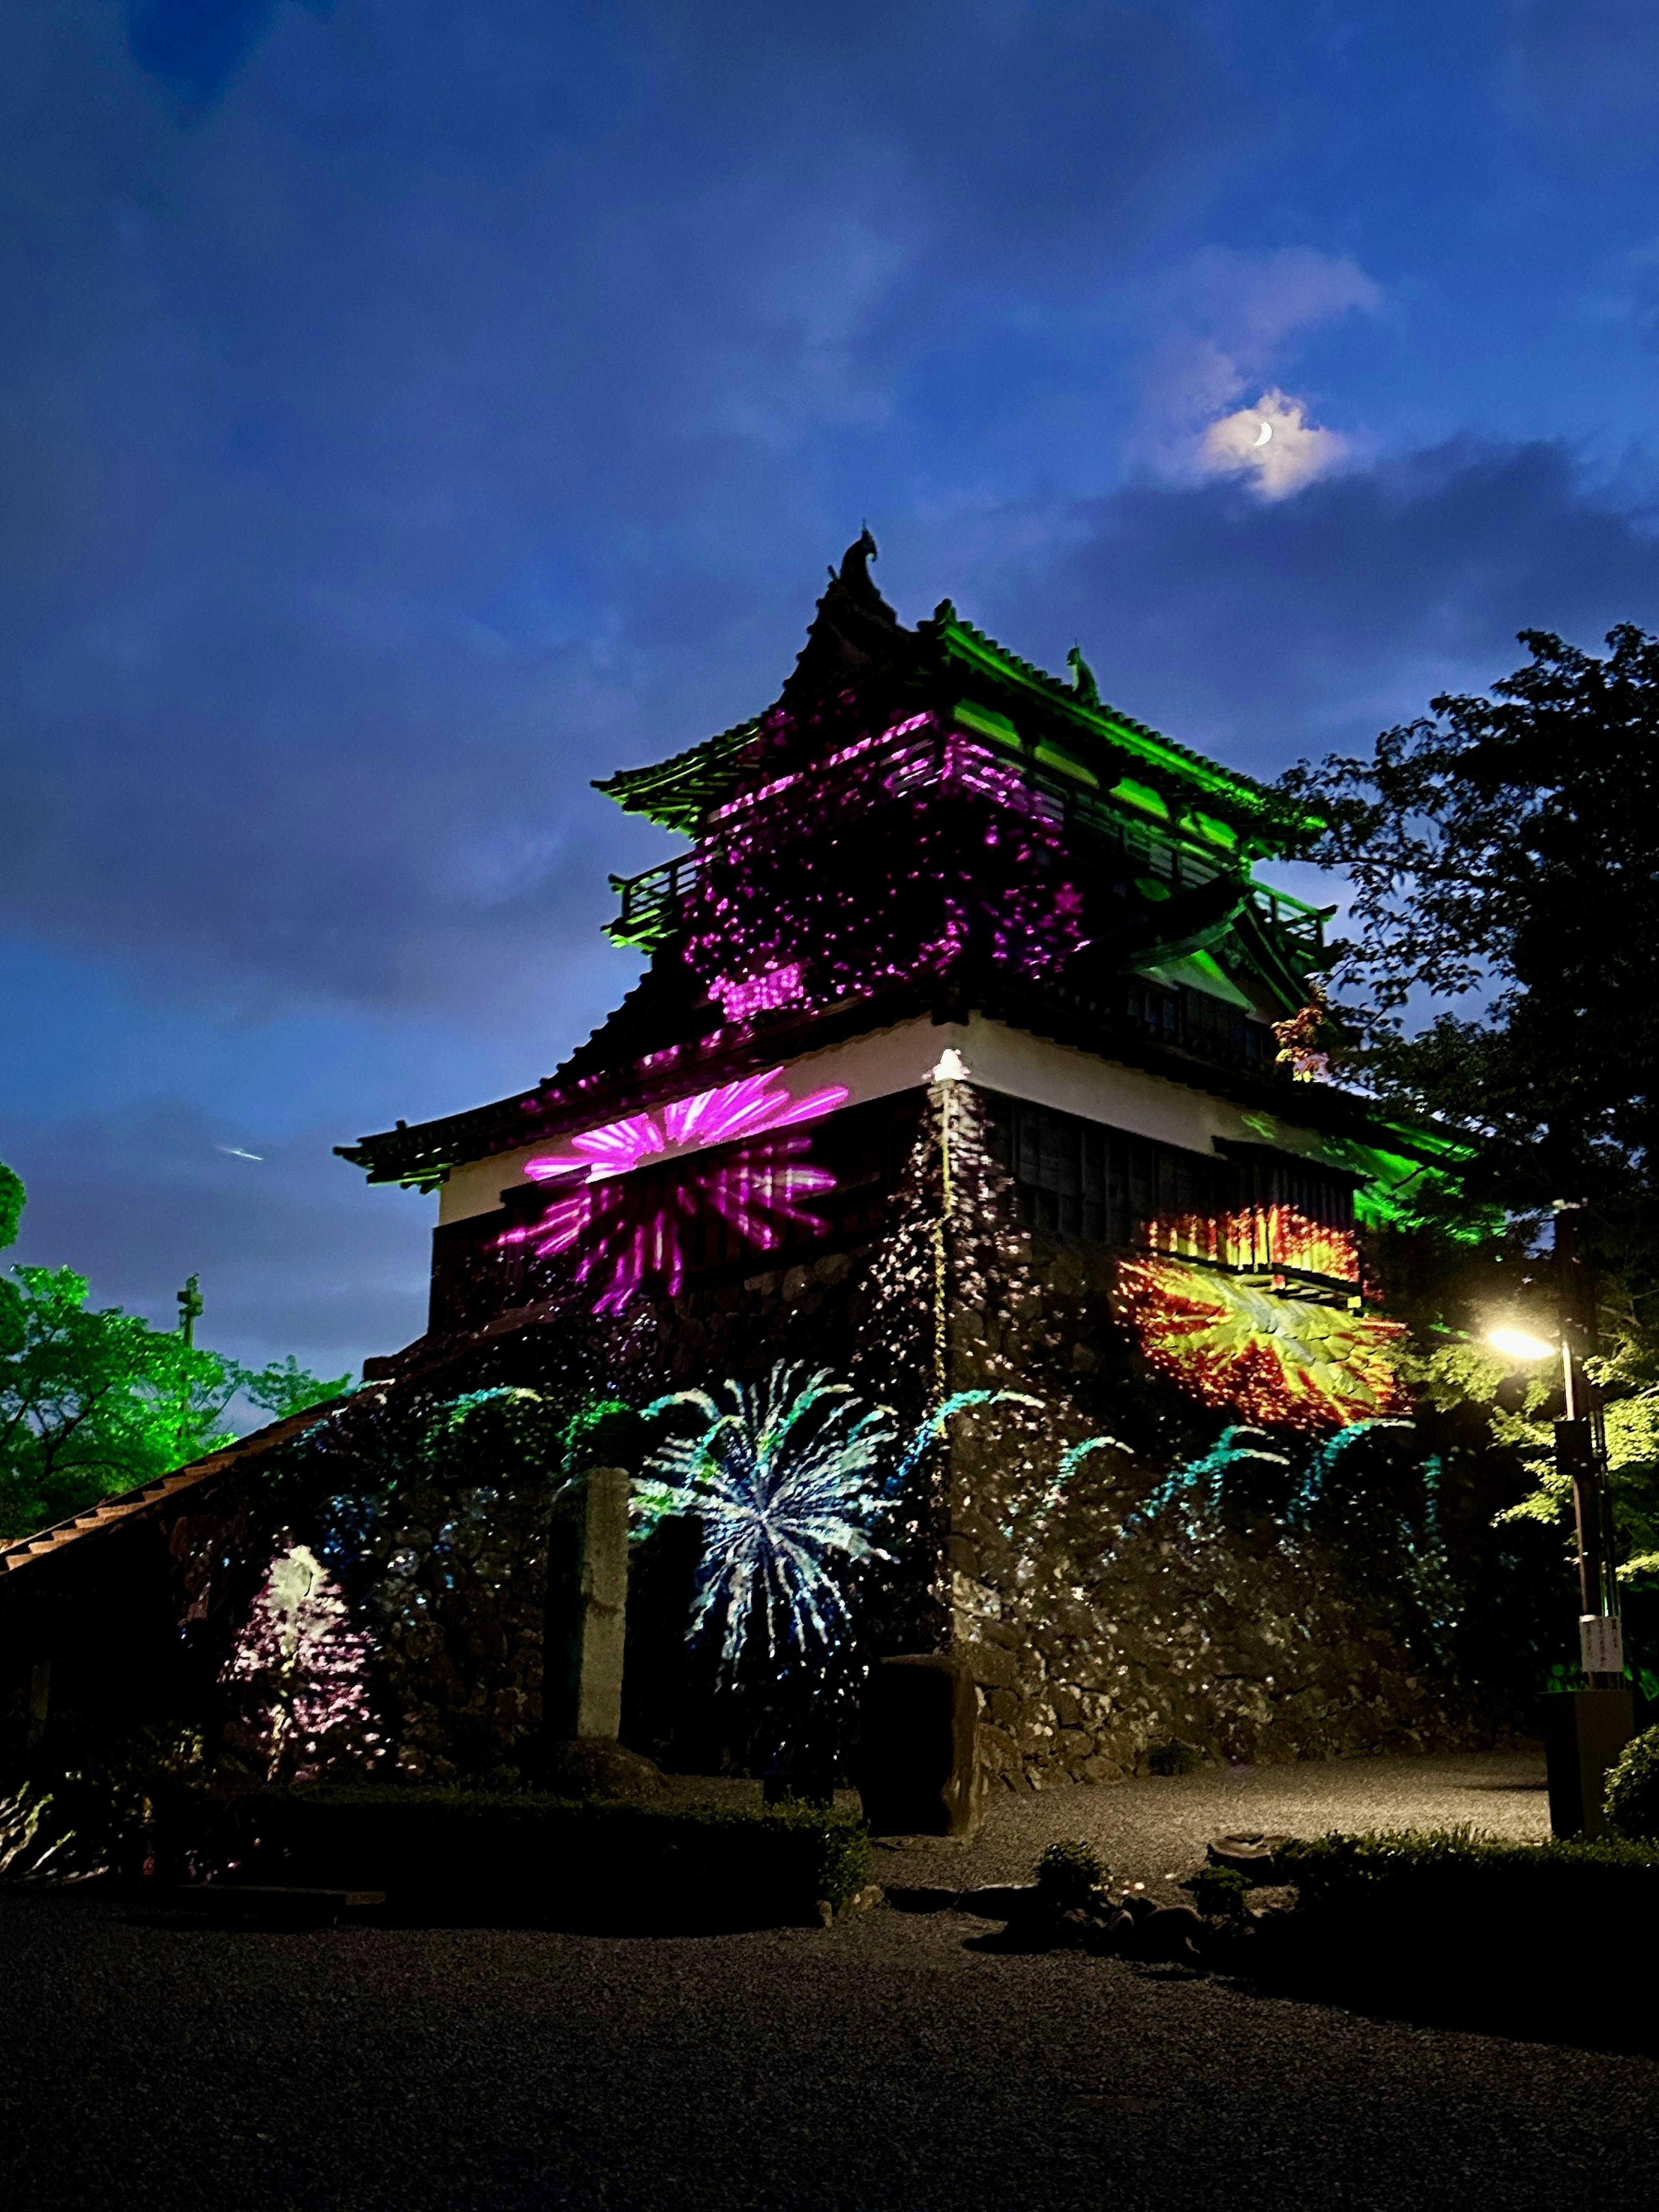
[1034,1837,1109,1909]
[0,1161,24,1363]
[0,1265,247,1537]
[1605,1726,1659,1840]
[237,1355,352,1424]
[1487,1319,1659,1586]
[0,1161,349,1539]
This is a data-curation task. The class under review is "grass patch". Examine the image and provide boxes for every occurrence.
[1280,1823,1659,1903]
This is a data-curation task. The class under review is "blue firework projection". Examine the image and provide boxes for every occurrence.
[636,1365,900,1676]
[635,1368,1059,1678]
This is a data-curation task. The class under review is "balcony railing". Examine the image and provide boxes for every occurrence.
[1248,883,1332,970]
[601,727,1331,976]
[604,853,700,951]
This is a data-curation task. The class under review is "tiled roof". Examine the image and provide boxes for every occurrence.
[0,1402,346,1574]
[0,1293,596,1579]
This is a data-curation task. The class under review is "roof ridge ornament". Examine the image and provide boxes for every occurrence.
[1067,645,1101,707]
[833,526,883,605]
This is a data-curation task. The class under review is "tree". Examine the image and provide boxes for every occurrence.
[1281,625,1659,1647]
[1281,623,1659,1254]
[0,1164,350,1540]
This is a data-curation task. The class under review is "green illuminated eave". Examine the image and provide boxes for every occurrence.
[594,716,762,836]
[934,619,1322,848]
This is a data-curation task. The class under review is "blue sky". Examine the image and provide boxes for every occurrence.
[5,0,1659,1382]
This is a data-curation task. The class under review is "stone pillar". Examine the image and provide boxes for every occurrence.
[855,1653,985,1839]
[1544,1685,1634,1839]
[545,1467,631,1742]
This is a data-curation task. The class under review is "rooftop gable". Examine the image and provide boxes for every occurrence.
[594,537,1321,850]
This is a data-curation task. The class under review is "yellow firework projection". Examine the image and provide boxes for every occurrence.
[1117,1255,1410,1434]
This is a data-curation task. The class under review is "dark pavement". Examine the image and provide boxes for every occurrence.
[5,1751,1654,2212]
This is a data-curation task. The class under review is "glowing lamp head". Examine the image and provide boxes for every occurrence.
[1487,1325,1557,1365]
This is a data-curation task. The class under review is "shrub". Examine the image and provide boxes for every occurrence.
[1265,1827,1659,2027]
[1187,1863,1251,1923]
[154,1783,871,1928]
[1605,1725,1659,1840]
[1034,1838,1108,1909]
[1278,1824,1659,1905]
[1147,1739,1201,1776]
[0,1723,208,1885]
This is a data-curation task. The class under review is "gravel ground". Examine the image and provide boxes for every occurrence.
[876,1745,1553,1898]
[8,1748,1653,2212]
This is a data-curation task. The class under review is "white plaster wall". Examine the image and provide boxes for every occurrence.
[437,1012,1342,1225]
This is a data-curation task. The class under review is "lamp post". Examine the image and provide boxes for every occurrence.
[1548,1205,1624,1687]
[1488,1204,1632,1834]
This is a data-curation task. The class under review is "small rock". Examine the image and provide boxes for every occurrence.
[1089,1908,1137,1955]
[958,1883,1040,1919]
[540,1740,664,1800]
[1133,1904,1205,1961]
[1207,1832,1293,1881]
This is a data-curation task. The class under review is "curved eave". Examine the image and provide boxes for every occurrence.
[593,717,763,835]
[934,619,1322,846]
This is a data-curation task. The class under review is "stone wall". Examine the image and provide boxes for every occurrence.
[353,1471,553,1779]
[934,1078,1477,1789]
[21,1072,1490,1790]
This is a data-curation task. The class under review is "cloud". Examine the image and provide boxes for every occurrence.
[126,0,289,110]
[1136,247,1380,494]
[1198,388,1349,499]
[1502,0,1659,154]
[969,436,1659,776]
[0,1,1246,1021]
[4,1100,429,1376]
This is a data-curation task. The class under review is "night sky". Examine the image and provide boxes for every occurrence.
[6,1,1659,1387]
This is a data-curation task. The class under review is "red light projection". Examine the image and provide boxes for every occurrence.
[1116,1245,1409,1435]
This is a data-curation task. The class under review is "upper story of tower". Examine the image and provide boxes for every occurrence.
[596,531,1329,1026]
[339,538,1374,1207]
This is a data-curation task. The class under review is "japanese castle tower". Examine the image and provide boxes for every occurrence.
[327,537,1458,1783]
[4,540,1464,1792]
[343,534,1421,1358]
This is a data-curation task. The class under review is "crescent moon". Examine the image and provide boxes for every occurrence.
[1253,420,1273,447]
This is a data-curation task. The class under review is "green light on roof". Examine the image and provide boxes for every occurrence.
[940,618,1320,832]
[1189,810,1238,852]
[1034,740,1099,788]
[954,701,1020,749]
[1113,777,1170,822]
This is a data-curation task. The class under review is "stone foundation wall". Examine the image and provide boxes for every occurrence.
[955,1528,1466,1790]
[937,1083,1475,1789]
[58,1074,1481,1790]
[355,1474,554,1780]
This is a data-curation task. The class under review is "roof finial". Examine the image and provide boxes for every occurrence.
[835,526,879,592]
[1067,645,1100,707]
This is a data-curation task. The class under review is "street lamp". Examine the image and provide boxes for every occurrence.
[1485,1203,1631,1835]
[1486,1325,1555,1366]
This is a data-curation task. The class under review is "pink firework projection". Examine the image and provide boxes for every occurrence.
[712,962,806,1022]
[524,1065,848,1181]
[506,1067,851,1313]
[505,1133,838,1314]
